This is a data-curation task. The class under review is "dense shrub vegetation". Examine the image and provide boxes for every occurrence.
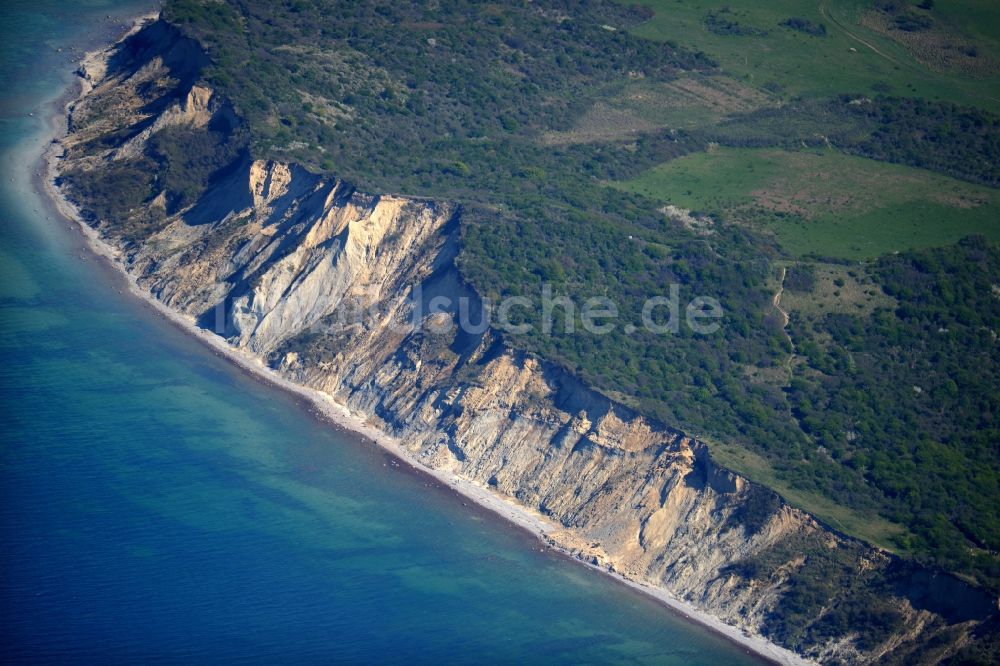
[704,8,768,37]
[148,124,247,213]
[780,17,826,37]
[787,237,1000,588]
[163,0,712,189]
[726,531,909,650]
[707,96,1000,187]
[73,0,998,596]
[840,97,1000,187]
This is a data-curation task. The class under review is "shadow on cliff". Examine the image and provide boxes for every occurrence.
[889,563,997,624]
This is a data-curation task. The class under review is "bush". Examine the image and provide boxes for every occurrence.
[895,12,933,32]
[780,17,827,37]
[785,264,817,292]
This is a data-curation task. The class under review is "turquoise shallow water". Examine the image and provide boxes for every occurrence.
[0,3,758,664]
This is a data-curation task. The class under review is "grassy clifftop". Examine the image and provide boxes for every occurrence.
[126,0,1000,595]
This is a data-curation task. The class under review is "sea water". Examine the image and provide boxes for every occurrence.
[0,2,757,663]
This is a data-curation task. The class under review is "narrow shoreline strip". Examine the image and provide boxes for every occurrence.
[30,14,811,666]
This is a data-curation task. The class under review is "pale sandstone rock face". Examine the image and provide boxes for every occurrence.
[113,84,218,160]
[56,19,997,664]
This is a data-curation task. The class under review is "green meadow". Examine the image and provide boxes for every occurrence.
[624,0,1000,112]
[613,147,999,259]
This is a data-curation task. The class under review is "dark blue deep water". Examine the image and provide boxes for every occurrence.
[0,3,758,663]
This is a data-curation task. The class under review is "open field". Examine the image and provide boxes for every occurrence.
[612,147,1000,259]
[543,73,775,143]
[859,8,998,77]
[779,261,894,318]
[623,0,1000,112]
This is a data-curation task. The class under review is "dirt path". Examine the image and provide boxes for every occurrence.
[771,266,799,384]
[819,1,903,68]
[773,266,790,329]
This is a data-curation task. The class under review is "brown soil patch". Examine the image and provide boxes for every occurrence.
[930,190,990,209]
[624,75,771,115]
[751,174,855,218]
[751,190,812,216]
[860,11,999,77]
[541,103,658,145]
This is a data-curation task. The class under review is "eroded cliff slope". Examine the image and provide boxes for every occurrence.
[54,18,998,664]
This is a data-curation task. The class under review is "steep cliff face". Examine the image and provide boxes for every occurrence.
[55,19,997,664]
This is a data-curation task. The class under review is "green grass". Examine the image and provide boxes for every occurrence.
[779,262,894,318]
[612,147,1000,259]
[92,0,997,596]
[622,0,1000,113]
[597,74,774,133]
[923,0,1000,63]
[708,436,910,553]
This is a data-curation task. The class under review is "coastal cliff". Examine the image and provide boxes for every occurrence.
[53,18,997,664]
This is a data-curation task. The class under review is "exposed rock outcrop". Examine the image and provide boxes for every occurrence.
[54,18,998,664]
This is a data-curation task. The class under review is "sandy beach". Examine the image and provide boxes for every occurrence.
[31,15,812,666]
